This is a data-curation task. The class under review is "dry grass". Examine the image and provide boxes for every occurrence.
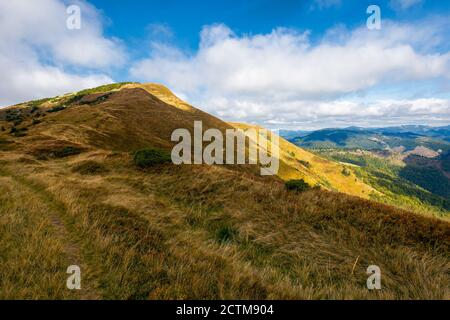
[0,83,374,196]
[230,122,376,198]
[0,151,448,299]
[0,174,82,299]
[0,83,448,300]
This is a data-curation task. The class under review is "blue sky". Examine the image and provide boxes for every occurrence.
[91,0,447,46]
[1,0,449,129]
[91,0,450,79]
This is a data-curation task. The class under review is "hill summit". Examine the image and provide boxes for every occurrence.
[0,82,374,197]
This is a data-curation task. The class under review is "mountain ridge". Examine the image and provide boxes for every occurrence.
[0,82,374,198]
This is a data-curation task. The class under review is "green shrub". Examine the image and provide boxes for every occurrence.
[65,93,85,105]
[133,148,172,168]
[285,179,311,192]
[5,110,22,123]
[342,167,351,176]
[89,93,111,105]
[75,82,135,96]
[27,98,51,108]
[66,92,111,106]
[47,105,66,113]
[298,160,311,168]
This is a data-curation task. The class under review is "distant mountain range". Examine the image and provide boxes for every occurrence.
[282,125,450,216]
[282,125,450,153]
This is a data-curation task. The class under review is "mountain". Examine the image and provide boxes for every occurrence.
[0,83,374,198]
[284,126,450,153]
[0,83,448,299]
[318,149,450,215]
[287,125,450,216]
[379,125,450,141]
[230,123,374,197]
[278,129,311,140]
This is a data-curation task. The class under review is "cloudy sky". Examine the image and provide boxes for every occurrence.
[1,0,449,129]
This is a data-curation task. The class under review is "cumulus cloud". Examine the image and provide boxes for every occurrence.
[130,20,450,129]
[209,97,450,129]
[0,0,125,106]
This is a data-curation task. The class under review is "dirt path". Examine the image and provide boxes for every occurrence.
[1,169,101,299]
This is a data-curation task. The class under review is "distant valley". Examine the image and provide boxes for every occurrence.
[282,126,450,216]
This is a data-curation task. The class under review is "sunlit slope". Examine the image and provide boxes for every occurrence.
[123,83,193,111]
[1,82,374,198]
[0,83,233,153]
[230,122,375,198]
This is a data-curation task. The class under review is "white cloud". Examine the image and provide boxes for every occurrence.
[207,97,450,129]
[130,21,450,128]
[0,0,124,106]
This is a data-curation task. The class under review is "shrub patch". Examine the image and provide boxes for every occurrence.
[285,179,311,193]
[133,148,172,168]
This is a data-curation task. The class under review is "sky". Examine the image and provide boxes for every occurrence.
[0,0,449,130]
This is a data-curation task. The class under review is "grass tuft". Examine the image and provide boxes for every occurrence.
[216,226,237,244]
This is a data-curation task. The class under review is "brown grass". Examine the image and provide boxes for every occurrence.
[0,83,448,300]
[0,150,448,299]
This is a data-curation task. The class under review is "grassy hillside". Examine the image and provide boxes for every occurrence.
[0,83,374,198]
[0,83,449,299]
[230,123,374,197]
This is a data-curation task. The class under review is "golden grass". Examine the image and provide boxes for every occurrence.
[0,173,90,299]
[1,84,373,197]
[0,149,447,299]
[123,83,194,111]
[0,83,448,299]
[230,122,375,197]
